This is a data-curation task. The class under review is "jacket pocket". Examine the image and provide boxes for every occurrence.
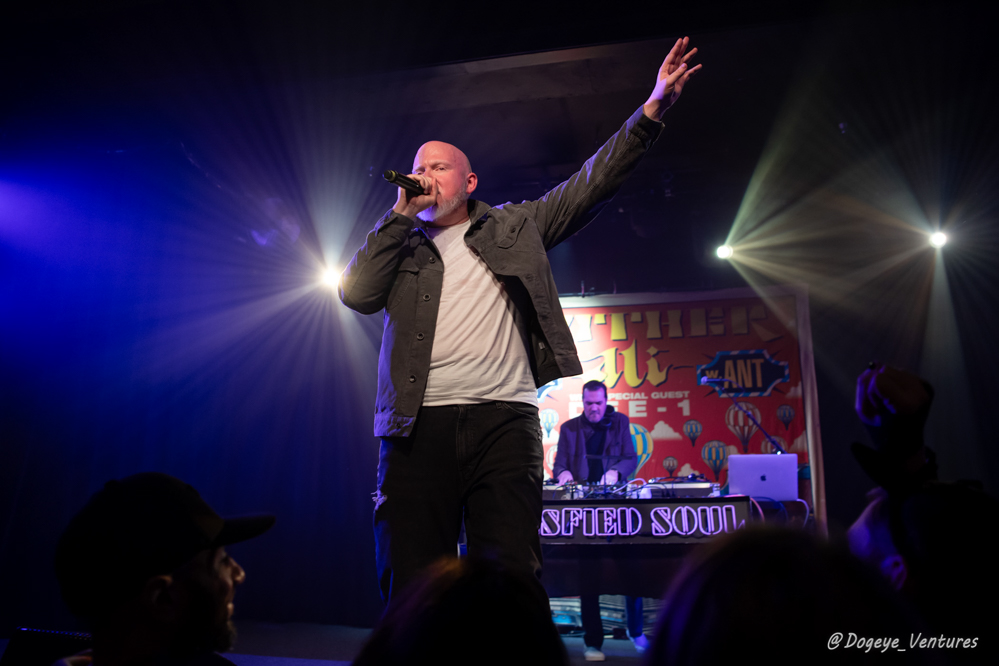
[495,217,526,249]
[496,216,548,255]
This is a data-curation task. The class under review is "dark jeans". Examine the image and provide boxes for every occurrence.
[373,401,544,603]
[581,595,643,648]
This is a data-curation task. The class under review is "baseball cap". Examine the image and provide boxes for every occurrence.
[55,472,275,620]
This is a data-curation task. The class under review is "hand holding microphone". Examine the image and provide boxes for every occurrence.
[385,169,436,220]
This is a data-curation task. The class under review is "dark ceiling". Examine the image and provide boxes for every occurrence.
[5,0,958,294]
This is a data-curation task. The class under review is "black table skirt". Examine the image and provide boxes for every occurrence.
[541,543,694,598]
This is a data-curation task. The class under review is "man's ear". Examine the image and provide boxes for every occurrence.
[880,554,908,591]
[141,575,177,620]
[465,171,478,195]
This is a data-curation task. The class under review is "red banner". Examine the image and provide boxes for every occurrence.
[541,287,818,493]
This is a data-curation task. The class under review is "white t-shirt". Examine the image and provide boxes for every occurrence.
[422,220,538,407]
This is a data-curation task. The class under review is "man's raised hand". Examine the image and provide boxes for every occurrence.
[643,36,702,122]
[392,174,436,220]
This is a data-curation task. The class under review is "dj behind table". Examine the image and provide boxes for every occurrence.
[542,379,810,607]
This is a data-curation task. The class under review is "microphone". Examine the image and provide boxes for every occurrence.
[383,170,426,195]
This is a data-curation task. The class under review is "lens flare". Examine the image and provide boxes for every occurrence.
[929,232,947,248]
[321,267,339,288]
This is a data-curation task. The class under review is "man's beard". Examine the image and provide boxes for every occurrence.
[171,579,237,657]
[418,188,467,224]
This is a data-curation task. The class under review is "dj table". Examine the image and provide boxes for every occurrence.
[540,486,751,598]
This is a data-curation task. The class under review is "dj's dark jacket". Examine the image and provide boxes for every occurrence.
[339,107,664,437]
[552,406,638,482]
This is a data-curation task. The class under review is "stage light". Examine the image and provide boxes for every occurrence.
[929,232,947,248]
[321,267,340,288]
[716,245,734,259]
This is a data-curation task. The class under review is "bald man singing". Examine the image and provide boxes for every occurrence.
[340,38,701,604]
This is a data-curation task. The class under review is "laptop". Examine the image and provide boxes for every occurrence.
[727,453,799,501]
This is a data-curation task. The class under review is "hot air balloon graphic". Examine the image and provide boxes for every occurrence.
[683,419,703,448]
[544,444,558,479]
[630,424,653,478]
[726,402,761,453]
[701,440,729,482]
[539,409,559,439]
[761,436,787,455]
[663,456,679,477]
[777,404,795,431]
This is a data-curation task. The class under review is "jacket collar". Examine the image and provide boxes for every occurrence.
[469,199,491,224]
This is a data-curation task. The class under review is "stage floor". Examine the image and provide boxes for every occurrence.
[2,621,646,666]
[229,620,645,665]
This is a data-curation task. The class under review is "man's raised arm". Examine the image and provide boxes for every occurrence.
[524,37,702,250]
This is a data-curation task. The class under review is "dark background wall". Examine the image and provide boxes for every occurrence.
[2,0,997,631]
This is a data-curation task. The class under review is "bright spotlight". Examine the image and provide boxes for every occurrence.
[716,245,734,259]
[929,232,947,248]
[321,267,340,288]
